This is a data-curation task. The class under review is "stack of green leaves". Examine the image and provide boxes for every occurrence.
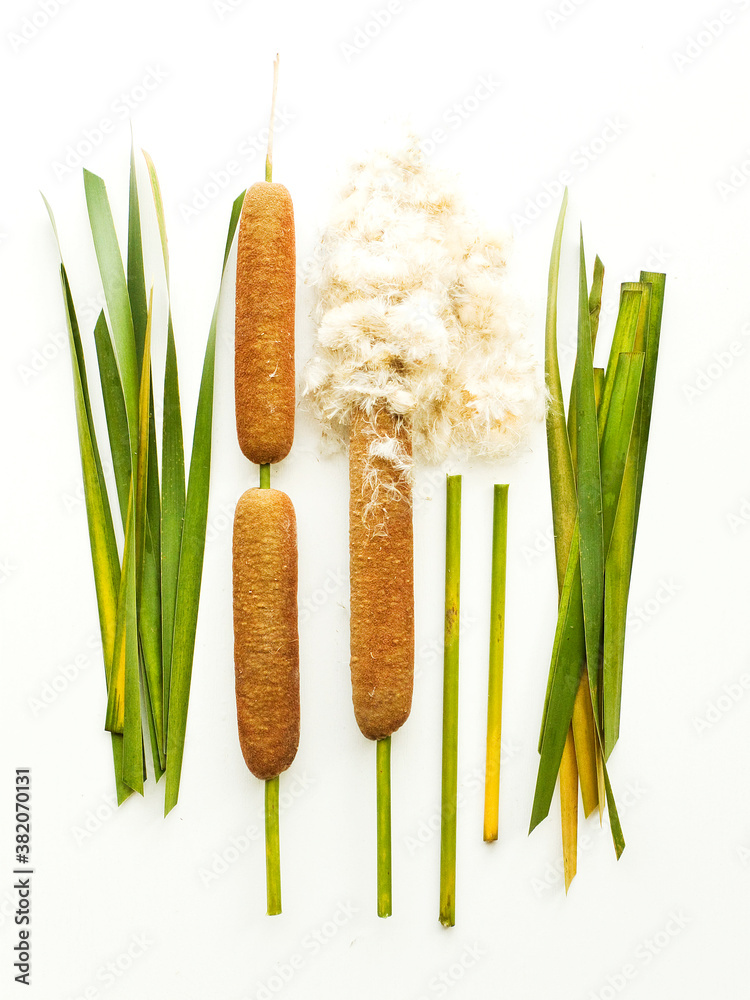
[529,191,665,870]
[45,149,244,813]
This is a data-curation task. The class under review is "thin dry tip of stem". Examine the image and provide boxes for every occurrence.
[265,54,280,182]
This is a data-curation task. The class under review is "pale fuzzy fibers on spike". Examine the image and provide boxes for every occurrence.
[233,488,299,780]
[304,130,544,465]
[349,409,414,740]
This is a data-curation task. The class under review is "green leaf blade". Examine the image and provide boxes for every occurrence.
[83,169,139,448]
[91,310,131,523]
[531,526,586,831]
[544,191,577,593]
[163,198,243,814]
[575,231,605,724]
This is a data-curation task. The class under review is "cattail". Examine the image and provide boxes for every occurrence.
[233,488,299,781]
[235,181,296,466]
[348,408,414,741]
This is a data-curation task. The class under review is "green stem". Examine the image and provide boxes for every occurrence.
[483,484,508,842]
[265,776,281,915]
[439,474,462,927]
[259,457,275,909]
[376,737,392,918]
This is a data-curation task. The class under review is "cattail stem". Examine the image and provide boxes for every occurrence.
[376,736,392,918]
[265,55,279,183]
[483,484,508,842]
[439,474,462,927]
[259,464,279,911]
[265,776,282,914]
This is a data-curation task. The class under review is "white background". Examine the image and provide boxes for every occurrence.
[2,1,750,997]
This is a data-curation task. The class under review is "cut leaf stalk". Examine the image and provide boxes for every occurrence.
[483,484,508,842]
[439,474,461,928]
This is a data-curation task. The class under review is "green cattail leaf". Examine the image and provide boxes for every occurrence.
[128,143,163,611]
[122,292,154,791]
[531,525,585,831]
[538,193,576,752]
[599,286,646,431]
[60,278,120,669]
[142,150,170,284]
[160,318,184,740]
[600,353,644,553]
[91,310,130,522]
[143,150,184,740]
[164,197,243,815]
[128,143,162,569]
[533,354,644,832]
[115,486,143,792]
[83,169,138,450]
[599,354,644,758]
[127,141,149,363]
[602,275,665,757]
[568,254,605,464]
[530,521,624,859]
[633,273,666,529]
[45,193,131,804]
[134,292,153,591]
[575,230,605,723]
[105,483,131,734]
[545,190,576,592]
[142,651,165,782]
[224,190,246,268]
[135,295,164,763]
[588,255,605,346]
[140,519,165,765]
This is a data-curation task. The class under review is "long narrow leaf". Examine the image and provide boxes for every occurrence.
[633,273,666,530]
[121,292,153,790]
[531,525,585,831]
[544,191,576,592]
[599,354,644,550]
[119,487,144,792]
[533,352,643,829]
[160,321,184,739]
[598,287,644,434]
[105,484,132,735]
[538,193,577,752]
[83,169,139,451]
[127,142,149,362]
[574,232,605,721]
[128,143,162,575]
[602,275,665,756]
[45,195,131,804]
[164,197,243,814]
[568,254,605,462]
[144,150,184,740]
[92,310,131,522]
[135,295,165,763]
[142,649,165,782]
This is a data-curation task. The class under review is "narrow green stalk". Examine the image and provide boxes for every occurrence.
[483,484,508,842]
[439,474,462,927]
[376,736,392,917]
[265,776,281,915]
[260,460,276,908]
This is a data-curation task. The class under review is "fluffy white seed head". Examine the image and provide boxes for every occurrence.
[303,130,545,468]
